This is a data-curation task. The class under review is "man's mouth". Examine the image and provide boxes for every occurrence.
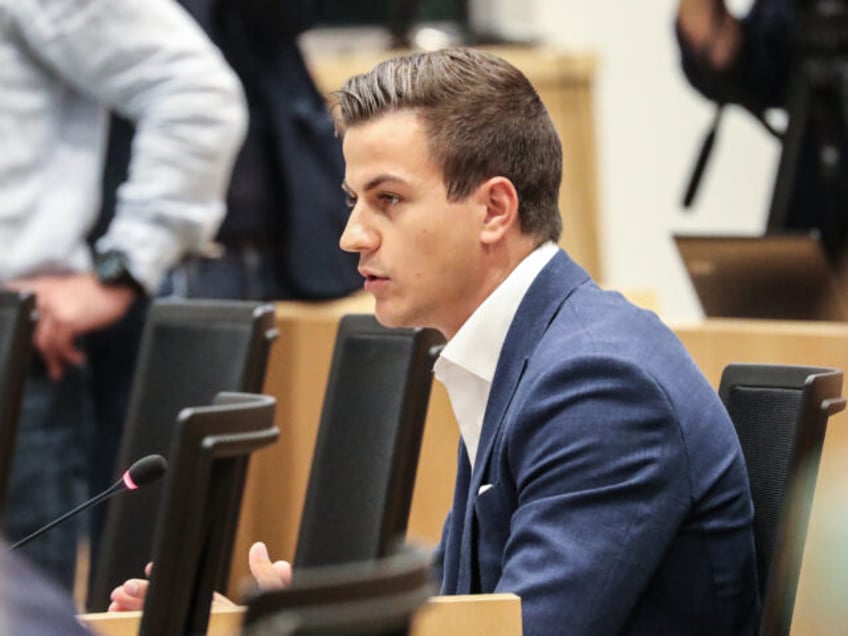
[359,267,387,282]
[361,269,389,293]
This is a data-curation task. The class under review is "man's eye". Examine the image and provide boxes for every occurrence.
[344,194,357,208]
[379,193,400,206]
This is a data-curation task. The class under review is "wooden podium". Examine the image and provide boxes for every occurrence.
[80,593,523,636]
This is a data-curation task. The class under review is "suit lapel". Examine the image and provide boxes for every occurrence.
[451,251,591,593]
[439,443,470,594]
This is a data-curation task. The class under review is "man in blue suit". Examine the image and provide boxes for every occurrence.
[331,47,760,635]
[112,47,761,634]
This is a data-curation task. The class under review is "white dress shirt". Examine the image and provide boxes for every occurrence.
[434,241,558,468]
[0,0,247,292]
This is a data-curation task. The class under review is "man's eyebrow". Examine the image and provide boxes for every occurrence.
[343,174,408,195]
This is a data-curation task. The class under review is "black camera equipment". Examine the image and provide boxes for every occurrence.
[683,0,848,262]
[767,0,848,259]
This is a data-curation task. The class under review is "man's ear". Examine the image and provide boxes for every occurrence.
[478,177,520,245]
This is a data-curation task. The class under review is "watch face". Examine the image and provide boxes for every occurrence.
[95,251,132,285]
[98,252,122,281]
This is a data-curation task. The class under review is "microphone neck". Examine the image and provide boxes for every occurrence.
[7,477,127,552]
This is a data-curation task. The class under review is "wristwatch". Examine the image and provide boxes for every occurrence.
[93,250,145,295]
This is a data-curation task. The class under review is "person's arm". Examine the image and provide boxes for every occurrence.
[15,0,247,296]
[489,358,730,634]
[9,0,246,377]
[675,0,795,111]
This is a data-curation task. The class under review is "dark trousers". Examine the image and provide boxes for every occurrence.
[3,299,147,595]
[162,242,296,301]
[4,360,87,592]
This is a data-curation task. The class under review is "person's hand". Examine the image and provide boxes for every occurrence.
[248,541,292,589]
[108,562,237,612]
[6,272,138,380]
[676,0,741,69]
[108,562,153,612]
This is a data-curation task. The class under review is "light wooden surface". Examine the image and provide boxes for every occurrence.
[81,607,244,636]
[411,593,522,636]
[80,593,522,636]
[305,46,602,282]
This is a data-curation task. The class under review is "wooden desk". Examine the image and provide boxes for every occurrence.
[305,46,602,282]
[80,593,522,636]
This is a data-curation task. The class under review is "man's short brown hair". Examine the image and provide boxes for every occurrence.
[332,47,563,243]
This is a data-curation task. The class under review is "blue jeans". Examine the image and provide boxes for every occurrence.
[4,358,88,592]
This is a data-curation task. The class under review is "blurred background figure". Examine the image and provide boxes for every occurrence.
[98,0,361,304]
[676,0,848,263]
[0,0,246,592]
[87,0,361,591]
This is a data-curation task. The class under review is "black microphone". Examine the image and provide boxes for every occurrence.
[8,454,167,552]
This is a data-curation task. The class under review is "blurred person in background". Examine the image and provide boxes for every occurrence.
[86,0,360,586]
[0,0,246,591]
[99,0,360,303]
[676,0,848,262]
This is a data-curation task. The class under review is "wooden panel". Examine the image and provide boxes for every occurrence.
[411,593,522,636]
[80,593,522,636]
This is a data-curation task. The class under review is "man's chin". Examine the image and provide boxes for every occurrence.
[373,305,410,330]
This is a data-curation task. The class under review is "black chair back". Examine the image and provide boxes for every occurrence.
[88,300,277,610]
[719,363,846,636]
[140,392,279,636]
[293,314,444,568]
[243,543,434,636]
[0,291,36,522]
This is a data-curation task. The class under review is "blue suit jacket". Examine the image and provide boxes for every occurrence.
[436,251,760,635]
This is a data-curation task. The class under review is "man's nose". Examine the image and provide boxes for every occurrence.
[339,208,375,253]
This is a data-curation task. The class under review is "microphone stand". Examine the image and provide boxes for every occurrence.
[8,478,126,552]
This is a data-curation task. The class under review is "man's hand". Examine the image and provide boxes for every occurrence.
[248,541,292,589]
[108,562,237,612]
[6,273,138,381]
[108,562,152,612]
[108,543,291,613]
